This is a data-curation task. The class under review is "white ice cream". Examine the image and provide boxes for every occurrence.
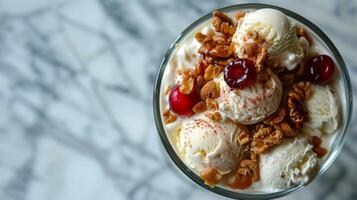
[303,85,339,136]
[232,9,309,70]
[160,8,343,193]
[217,70,282,125]
[178,112,246,174]
[259,137,318,188]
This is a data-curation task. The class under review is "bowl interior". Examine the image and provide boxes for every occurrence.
[153,3,352,200]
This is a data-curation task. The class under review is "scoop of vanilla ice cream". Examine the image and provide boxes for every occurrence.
[217,70,282,125]
[178,112,246,174]
[259,137,318,188]
[232,9,309,70]
[303,85,339,136]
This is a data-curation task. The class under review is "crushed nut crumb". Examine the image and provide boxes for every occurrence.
[206,98,219,110]
[193,101,207,113]
[163,110,177,124]
[201,167,222,186]
[200,81,220,101]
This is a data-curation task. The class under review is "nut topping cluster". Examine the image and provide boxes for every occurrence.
[163,9,334,190]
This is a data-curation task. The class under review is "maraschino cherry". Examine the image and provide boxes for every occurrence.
[304,55,335,84]
[169,85,199,116]
[224,58,256,89]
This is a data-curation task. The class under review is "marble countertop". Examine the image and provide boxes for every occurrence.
[0,0,356,199]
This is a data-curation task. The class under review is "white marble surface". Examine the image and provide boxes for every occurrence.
[0,0,357,199]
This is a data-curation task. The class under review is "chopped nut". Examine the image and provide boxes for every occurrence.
[217,58,234,66]
[211,16,236,35]
[195,32,213,44]
[310,136,322,146]
[264,108,286,125]
[252,126,283,154]
[196,75,204,89]
[286,82,312,129]
[226,172,253,189]
[198,42,214,55]
[288,91,307,129]
[207,111,222,122]
[206,98,219,110]
[253,127,273,139]
[243,42,257,57]
[179,76,195,95]
[237,125,250,145]
[280,121,298,137]
[179,68,195,77]
[212,10,234,25]
[205,55,215,64]
[210,45,233,58]
[200,81,220,100]
[234,11,246,21]
[193,101,207,113]
[313,146,327,158]
[237,167,251,176]
[238,133,250,145]
[256,47,267,72]
[213,35,230,45]
[201,167,222,186]
[293,81,313,99]
[195,62,206,76]
[204,64,222,80]
[240,159,260,181]
[163,110,177,124]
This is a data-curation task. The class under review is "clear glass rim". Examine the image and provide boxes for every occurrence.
[153,3,353,199]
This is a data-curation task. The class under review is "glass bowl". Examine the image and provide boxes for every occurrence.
[153,3,352,199]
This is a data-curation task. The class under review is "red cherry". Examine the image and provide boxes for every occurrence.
[223,58,256,89]
[169,85,199,116]
[304,55,335,84]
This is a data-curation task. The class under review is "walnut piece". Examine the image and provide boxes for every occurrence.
[293,81,313,99]
[201,167,222,186]
[264,108,286,125]
[310,136,322,146]
[239,159,260,181]
[200,81,220,100]
[288,94,306,129]
[206,111,222,122]
[179,76,195,95]
[204,64,223,80]
[211,11,236,35]
[234,11,246,21]
[212,11,234,25]
[313,146,327,158]
[287,82,312,129]
[309,136,327,158]
[210,45,234,58]
[256,47,267,72]
[195,32,212,43]
[163,110,177,124]
[195,75,204,89]
[279,121,298,137]
[206,98,219,110]
[237,125,250,145]
[251,126,283,154]
[193,101,207,113]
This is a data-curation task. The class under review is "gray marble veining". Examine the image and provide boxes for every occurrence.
[0,0,356,199]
